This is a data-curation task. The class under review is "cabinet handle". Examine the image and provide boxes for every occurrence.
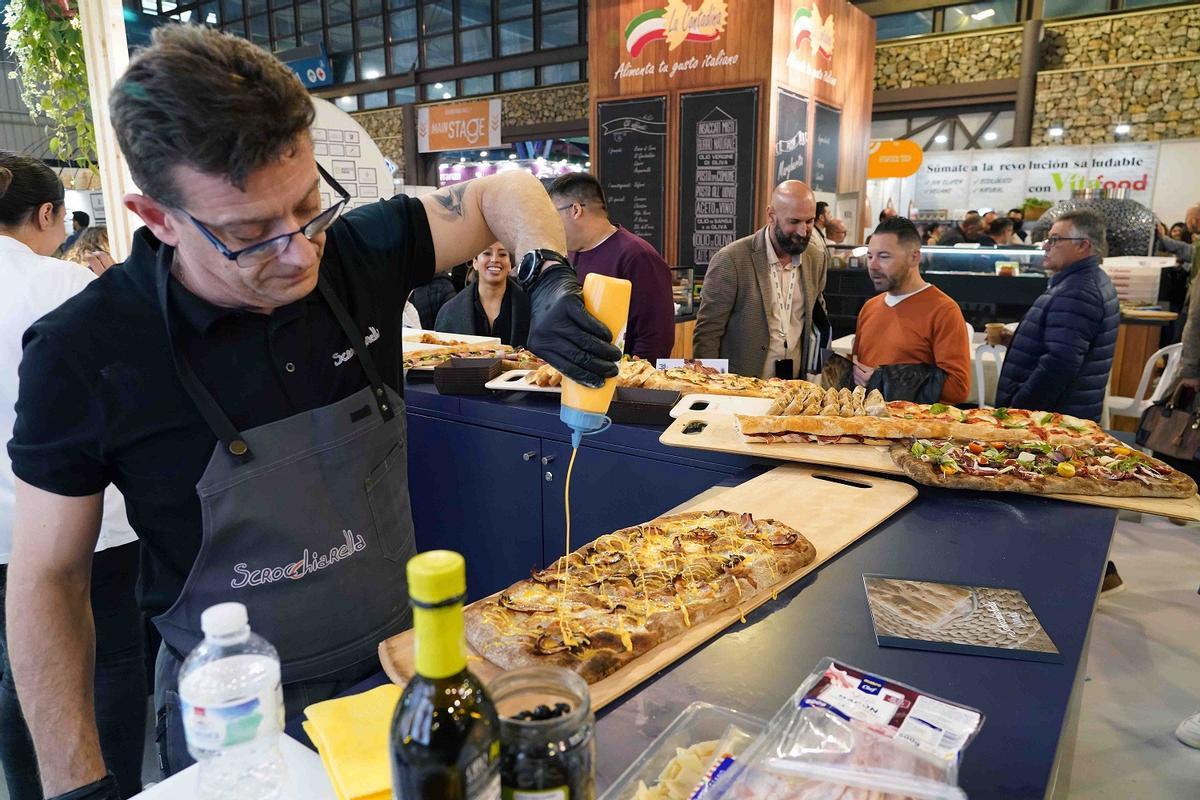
[542,455,556,465]
[522,451,537,461]
[545,471,554,482]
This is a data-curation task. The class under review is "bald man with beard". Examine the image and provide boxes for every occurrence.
[694,180,830,378]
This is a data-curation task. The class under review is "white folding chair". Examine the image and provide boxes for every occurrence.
[1103,342,1184,426]
[974,344,1007,408]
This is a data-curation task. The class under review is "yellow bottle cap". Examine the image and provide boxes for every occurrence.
[407,550,466,606]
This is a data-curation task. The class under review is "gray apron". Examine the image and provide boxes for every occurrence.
[151,249,415,772]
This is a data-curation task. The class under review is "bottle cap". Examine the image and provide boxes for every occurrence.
[201,602,248,638]
[560,406,611,449]
[407,550,466,606]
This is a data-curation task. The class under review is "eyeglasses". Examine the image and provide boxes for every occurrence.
[183,163,351,268]
[1043,235,1087,248]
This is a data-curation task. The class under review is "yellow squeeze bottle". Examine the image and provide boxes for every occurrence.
[559,273,632,448]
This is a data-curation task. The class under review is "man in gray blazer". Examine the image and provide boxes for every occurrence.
[693,180,829,378]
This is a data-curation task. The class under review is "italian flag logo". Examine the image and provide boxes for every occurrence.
[624,1,727,57]
[793,3,835,60]
[625,8,668,57]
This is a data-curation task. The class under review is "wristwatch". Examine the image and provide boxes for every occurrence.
[516,248,571,288]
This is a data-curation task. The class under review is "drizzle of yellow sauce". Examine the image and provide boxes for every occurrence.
[559,445,580,647]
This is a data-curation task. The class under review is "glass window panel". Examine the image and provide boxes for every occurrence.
[326,0,352,24]
[247,0,267,13]
[223,18,247,36]
[297,0,322,29]
[460,25,492,62]
[540,8,577,48]
[221,0,243,17]
[1124,0,1177,7]
[541,0,575,10]
[499,67,534,90]
[459,0,490,26]
[362,90,388,109]
[327,22,354,50]
[499,0,532,19]
[1042,0,1106,16]
[539,61,579,85]
[388,0,415,8]
[422,0,452,33]
[248,13,270,42]
[391,40,419,71]
[357,0,383,16]
[357,14,384,46]
[331,51,357,82]
[424,81,457,101]
[423,32,454,67]
[391,86,417,105]
[335,95,359,112]
[461,74,494,96]
[875,10,933,40]
[271,8,295,37]
[943,1,1017,33]
[388,9,416,40]
[360,47,386,78]
[499,18,533,55]
[298,28,324,44]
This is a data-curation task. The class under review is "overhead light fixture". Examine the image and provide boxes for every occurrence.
[363,70,381,80]
[479,151,488,157]
[934,134,948,143]
[508,153,517,160]
[459,157,466,163]
[442,92,452,99]
[1115,123,1131,135]
[585,160,591,167]
[983,131,998,141]
[434,82,443,89]
[971,8,995,21]
[1048,126,1064,137]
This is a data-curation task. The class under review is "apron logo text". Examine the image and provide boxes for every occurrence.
[332,326,381,367]
[230,529,367,589]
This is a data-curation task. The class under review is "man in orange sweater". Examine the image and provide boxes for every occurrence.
[853,217,971,403]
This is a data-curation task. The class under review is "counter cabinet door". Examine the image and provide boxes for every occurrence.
[406,414,544,601]
[540,440,735,566]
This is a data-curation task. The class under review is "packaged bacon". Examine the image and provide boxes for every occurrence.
[706,658,983,800]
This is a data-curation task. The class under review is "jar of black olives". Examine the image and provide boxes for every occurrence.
[489,666,595,799]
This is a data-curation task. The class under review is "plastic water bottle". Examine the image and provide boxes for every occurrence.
[179,602,287,799]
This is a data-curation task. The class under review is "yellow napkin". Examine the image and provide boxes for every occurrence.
[303,683,401,800]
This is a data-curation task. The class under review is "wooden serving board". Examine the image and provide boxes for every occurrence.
[660,412,903,476]
[659,414,1200,521]
[378,464,917,709]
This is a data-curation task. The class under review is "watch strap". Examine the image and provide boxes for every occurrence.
[517,248,570,288]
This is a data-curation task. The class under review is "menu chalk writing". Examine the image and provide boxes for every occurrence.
[812,102,841,194]
[598,96,668,254]
[774,88,808,184]
[678,86,759,271]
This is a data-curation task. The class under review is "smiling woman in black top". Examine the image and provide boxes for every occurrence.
[435,241,530,347]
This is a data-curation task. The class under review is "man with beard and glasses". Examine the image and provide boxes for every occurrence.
[852,216,970,403]
[694,180,830,378]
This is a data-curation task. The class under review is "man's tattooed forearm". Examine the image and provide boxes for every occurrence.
[432,183,468,218]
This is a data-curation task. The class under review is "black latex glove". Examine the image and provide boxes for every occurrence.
[526,264,622,388]
[49,774,121,800]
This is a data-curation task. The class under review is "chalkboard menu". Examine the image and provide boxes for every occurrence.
[677,86,759,270]
[773,88,808,185]
[597,96,668,254]
[812,102,842,194]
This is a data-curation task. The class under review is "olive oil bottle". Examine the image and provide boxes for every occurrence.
[391,551,500,799]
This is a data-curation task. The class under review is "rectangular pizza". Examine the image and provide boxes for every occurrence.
[463,510,816,683]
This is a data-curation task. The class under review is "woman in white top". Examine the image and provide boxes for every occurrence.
[0,153,146,798]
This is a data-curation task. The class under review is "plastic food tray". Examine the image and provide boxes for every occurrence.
[600,702,766,800]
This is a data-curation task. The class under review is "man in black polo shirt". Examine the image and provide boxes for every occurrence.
[6,26,619,800]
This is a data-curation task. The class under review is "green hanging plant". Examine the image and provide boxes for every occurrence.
[3,0,96,170]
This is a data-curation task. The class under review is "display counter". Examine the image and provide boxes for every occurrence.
[401,379,1117,798]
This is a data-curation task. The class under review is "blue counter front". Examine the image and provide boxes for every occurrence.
[401,379,1116,799]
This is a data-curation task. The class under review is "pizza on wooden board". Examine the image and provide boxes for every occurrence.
[524,357,818,398]
[886,402,1112,444]
[891,438,1197,498]
[463,510,816,683]
[734,414,1034,446]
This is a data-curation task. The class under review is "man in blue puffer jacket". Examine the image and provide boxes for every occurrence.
[994,209,1119,421]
